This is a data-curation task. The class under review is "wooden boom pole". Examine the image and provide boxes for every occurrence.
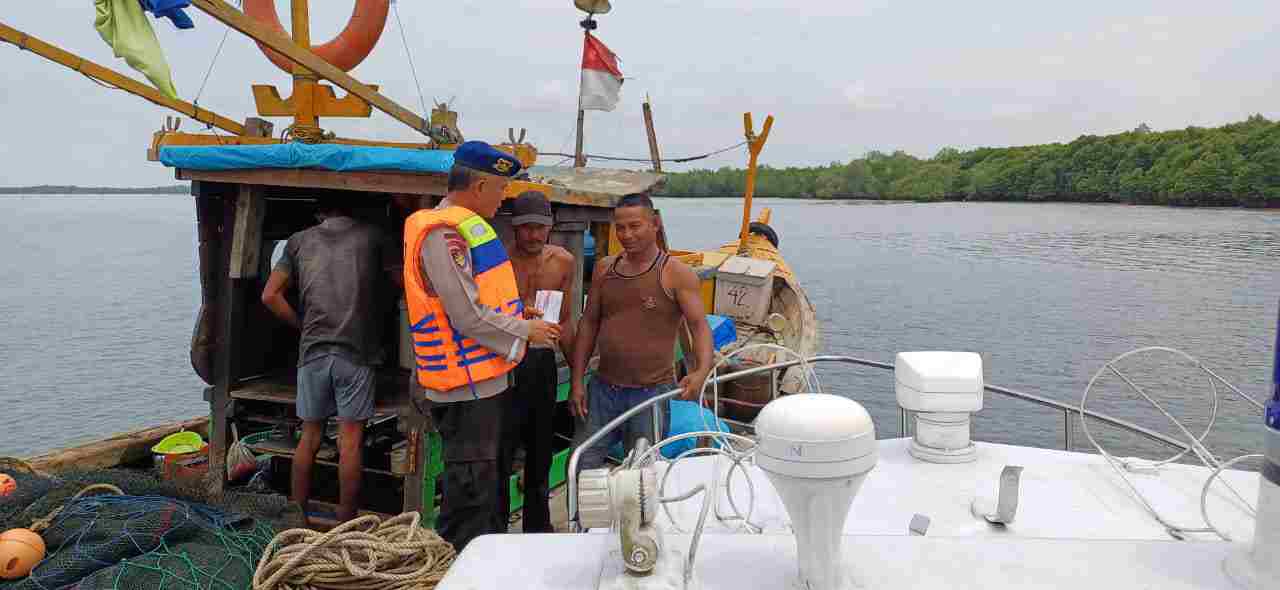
[642,95,662,173]
[0,21,245,135]
[189,0,429,136]
[738,112,774,245]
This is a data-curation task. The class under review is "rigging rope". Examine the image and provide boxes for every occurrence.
[192,0,239,121]
[541,140,748,164]
[252,512,455,590]
[392,1,430,118]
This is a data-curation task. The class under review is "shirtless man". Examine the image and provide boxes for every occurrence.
[498,191,577,533]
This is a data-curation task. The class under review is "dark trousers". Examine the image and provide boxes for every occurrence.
[430,391,508,552]
[497,348,559,533]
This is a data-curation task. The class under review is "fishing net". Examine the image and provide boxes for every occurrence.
[0,469,63,530]
[0,464,305,590]
[0,467,302,532]
[0,495,273,590]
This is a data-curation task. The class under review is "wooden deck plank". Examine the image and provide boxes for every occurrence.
[245,438,396,476]
[231,372,411,413]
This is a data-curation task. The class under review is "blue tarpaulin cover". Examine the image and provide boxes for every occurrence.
[159,143,456,174]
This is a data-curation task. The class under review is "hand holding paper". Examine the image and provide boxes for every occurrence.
[534,290,563,324]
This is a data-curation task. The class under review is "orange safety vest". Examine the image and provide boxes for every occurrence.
[403,206,524,394]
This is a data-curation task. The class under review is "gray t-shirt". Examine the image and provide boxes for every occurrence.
[274,216,390,366]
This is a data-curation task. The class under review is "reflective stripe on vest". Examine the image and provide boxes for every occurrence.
[403,206,523,393]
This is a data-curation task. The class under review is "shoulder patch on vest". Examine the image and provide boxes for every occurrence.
[444,231,471,272]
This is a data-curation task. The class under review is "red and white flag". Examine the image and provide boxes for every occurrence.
[579,32,623,111]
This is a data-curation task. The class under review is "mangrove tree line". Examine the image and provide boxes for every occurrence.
[660,115,1280,206]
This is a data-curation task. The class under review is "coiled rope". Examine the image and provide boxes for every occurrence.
[282,123,337,144]
[252,512,456,590]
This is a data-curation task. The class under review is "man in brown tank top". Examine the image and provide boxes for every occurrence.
[570,193,714,471]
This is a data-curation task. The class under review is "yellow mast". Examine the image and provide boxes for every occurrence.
[288,0,318,130]
[738,112,774,246]
[0,22,244,135]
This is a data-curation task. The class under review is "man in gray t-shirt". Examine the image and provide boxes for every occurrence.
[262,199,394,525]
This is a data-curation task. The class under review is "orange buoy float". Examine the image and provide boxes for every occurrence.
[0,529,45,580]
[0,474,15,498]
[244,0,390,73]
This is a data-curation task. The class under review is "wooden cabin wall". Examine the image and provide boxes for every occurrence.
[191,183,227,386]
[197,183,416,492]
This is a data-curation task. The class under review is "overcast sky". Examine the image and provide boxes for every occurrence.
[3,1,1278,186]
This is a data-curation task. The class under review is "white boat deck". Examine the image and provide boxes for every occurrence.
[439,438,1263,589]
[444,533,1249,589]
[654,438,1259,541]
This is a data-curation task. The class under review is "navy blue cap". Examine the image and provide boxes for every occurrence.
[453,141,523,178]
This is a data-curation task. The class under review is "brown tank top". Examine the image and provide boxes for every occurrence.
[595,253,682,387]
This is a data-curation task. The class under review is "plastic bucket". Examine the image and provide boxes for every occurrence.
[161,446,209,483]
[152,431,206,455]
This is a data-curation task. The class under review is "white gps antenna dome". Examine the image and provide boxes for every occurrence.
[756,393,877,590]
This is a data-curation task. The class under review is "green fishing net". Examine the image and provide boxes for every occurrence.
[1,495,273,590]
[0,467,301,590]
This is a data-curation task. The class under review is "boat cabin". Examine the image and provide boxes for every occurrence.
[175,140,663,527]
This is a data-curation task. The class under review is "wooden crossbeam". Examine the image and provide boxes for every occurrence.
[0,21,245,135]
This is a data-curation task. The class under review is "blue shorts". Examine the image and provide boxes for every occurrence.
[296,354,375,422]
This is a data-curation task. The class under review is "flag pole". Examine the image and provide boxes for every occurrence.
[574,107,586,168]
[574,15,598,168]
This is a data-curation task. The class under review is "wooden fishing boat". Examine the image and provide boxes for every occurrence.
[1,0,820,530]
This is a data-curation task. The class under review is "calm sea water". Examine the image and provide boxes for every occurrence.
[0,196,1276,461]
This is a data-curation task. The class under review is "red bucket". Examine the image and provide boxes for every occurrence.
[160,446,209,483]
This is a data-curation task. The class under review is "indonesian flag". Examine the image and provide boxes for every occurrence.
[580,32,623,111]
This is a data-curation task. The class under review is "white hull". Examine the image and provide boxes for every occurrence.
[440,438,1263,589]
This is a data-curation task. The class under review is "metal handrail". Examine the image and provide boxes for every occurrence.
[564,354,1192,531]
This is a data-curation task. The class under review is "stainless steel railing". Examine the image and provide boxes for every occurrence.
[565,355,1191,531]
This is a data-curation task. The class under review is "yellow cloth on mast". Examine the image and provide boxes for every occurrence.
[94,0,178,100]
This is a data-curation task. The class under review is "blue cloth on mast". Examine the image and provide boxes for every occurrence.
[140,0,194,30]
[159,143,458,174]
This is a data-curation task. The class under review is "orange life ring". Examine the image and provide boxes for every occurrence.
[244,0,390,73]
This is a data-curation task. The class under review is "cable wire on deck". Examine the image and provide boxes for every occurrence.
[1078,346,1263,540]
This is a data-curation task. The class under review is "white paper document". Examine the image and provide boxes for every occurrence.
[534,290,563,324]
